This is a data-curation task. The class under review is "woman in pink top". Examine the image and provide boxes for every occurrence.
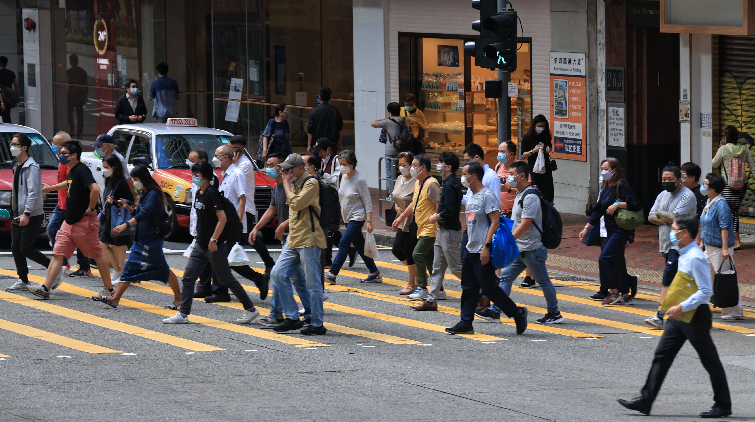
[496,141,518,217]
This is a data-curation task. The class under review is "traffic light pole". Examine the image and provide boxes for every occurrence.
[497,0,508,146]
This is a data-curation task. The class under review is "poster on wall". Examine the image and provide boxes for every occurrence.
[437,45,459,67]
[550,52,587,162]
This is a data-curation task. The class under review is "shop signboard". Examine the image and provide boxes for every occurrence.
[550,52,587,162]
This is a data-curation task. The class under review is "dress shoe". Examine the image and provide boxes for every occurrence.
[193,291,209,299]
[617,397,651,415]
[412,301,437,311]
[204,294,232,303]
[700,406,731,418]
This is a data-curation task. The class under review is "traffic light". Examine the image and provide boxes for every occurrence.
[482,10,518,71]
[465,0,497,70]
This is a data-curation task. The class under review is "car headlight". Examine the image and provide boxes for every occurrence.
[183,188,192,204]
[0,191,10,207]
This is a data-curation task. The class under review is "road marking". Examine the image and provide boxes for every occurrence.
[373,260,460,281]
[0,353,9,358]
[0,317,120,354]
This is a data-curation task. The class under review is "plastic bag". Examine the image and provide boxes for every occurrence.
[227,242,250,266]
[491,216,519,269]
[533,149,546,174]
[183,239,196,259]
[364,232,380,260]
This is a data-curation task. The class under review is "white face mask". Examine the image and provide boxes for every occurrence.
[409,167,419,178]
[399,166,410,176]
[133,181,143,191]
[461,175,470,188]
[9,146,21,157]
[102,168,113,177]
[535,126,545,134]
[436,163,444,173]
[212,157,222,167]
[340,165,350,174]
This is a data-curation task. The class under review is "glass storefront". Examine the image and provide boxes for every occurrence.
[51,0,354,147]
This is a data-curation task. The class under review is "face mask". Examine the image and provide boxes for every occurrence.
[192,176,204,186]
[662,181,677,192]
[497,152,507,163]
[291,172,300,182]
[50,145,58,154]
[409,167,419,178]
[304,165,311,174]
[265,168,278,178]
[507,175,517,186]
[129,87,138,95]
[461,175,470,188]
[95,148,103,158]
[133,181,143,191]
[405,105,415,112]
[186,159,193,166]
[669,230,684,246]
[699,185,709,196]
[601,169,613,182]
[102,168,113,177]
[399,166,410,176]
[340,165,350,174]
[282,111,290,119]
[436,163,444,173]
[599,176,604,185]
[9,146,21,157]
[212,157,222,167]
[535,126,545,134]
[681,177,687,184]
[59,154,70,165]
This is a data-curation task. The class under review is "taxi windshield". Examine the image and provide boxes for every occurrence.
[0,132,58,169]
[154,134,231,169]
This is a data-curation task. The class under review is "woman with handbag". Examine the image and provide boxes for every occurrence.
[579,157,642,305]
[98,155,134,285]
[520,114,555,202]
[93,165,181,310]
[390,152,418,294]
[260,102,292,159]
[697,173,743,320]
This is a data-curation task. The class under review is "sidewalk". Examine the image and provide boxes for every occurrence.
[367,188,755,304]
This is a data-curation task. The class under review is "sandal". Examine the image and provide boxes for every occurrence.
[325,274,337,285]
[101,297,118,309]
[164,303,178,310]
[398,286,415,295]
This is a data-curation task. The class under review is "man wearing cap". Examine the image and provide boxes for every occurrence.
[93,134,133,191]
[269,153,327,335]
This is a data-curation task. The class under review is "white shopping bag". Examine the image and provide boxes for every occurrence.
[227,242,250,266]
[364,232,380,260]
[183,239,196,259]
[533,149,546,174]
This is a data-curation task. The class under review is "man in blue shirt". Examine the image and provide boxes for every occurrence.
[148,62,179,123]
[618,215,732,419]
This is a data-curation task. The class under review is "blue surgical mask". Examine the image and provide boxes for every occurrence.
[599,176,604,185]
[59,154,70,165]
[699,185,709,196]
[507,175,517,186]
[95,148,103,158]
[192,176,204,186]
[50,144,58,154]
[669,230,684,246]
[130,87,138,95]
[405,105,415,112]
[265,168,278,178]
[497,152,507,163]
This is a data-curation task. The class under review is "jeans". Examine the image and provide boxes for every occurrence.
[268,265,310,319]
[47,205,88,268]
[459,253,519,326]
[271,242,324,326]
[498,246,559,313]
[179,241,255,315]
[660,248,680,287]
[11,214,51,283]
[330,220,378,276]
[599,229,633,294]
[246,212,275,268]
[385,154,397,194]
[412,236,435,288]
[427,228,462,302]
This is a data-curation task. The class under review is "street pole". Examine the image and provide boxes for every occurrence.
[497,0,509,147]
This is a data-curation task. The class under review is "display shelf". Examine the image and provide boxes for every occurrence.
[429,128,465,135]
[471,131,499,135]
[424,108,464,114]
[470,110,497,115]
[421,88,459,93]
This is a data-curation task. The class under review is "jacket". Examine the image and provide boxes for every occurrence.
[307,102,343,147]
[437,174,462,231]
[115,93,147,125]
[12,157,43,217]
[288,176,327,249]
[132,190,164,243]
[588,181,642,230]
[711,142,755,185]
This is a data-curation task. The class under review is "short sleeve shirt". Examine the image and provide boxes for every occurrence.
[65,162,97,225]
[512,187,543,251]
[465,188,500,253]
[235,155,256,215]
[413,177,441,238]
[194,186,227,247]
[219,163,247,232]
[649,187,696,253]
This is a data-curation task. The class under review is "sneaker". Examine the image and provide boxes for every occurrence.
[630,275,640,298]
[514,307,528,334]
[5,280,28,292]
[236,308,260,324]
[204,294,232,303]
[69,268,92,277]
[589,290,608,301]
[26,283,49,299]
[408,287,428,301]
[50,266,69,290]
[645,315,664,329]
[255,315,284,328]
[520,276,536,288]
[300,325,327,335]
[361,272,382,283]
[348,248,357,268]
[721,315,745,321]
[298,308,306,315]
[536,312,565,324]
[273,318,304,332]
[411,300,438,311]
[302,317,312,328]
[613,295,633,305]
[193,291,209,299]
[437,290,448,300]
[445,322,474,335]
[162,313,189,324]
[475,307,501,323]
[91,288,112,302]
[601,293,619,305]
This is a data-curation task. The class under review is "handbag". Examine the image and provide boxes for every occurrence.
[581,225,602,247]
[614,184,644,230]
[711,257,739,309]
[384,207,396,226]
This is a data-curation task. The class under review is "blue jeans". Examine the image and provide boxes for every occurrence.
[47,205,88,268]
[385,154,397,194]
[329,220,378,276]
[599,229,633,294]
[497,246,559,313]
[271,242,324,327]
[268,265,310,319]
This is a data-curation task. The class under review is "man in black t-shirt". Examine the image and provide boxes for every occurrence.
[27,141,113,300]
[0,56,18,124]
[681,162,707,218]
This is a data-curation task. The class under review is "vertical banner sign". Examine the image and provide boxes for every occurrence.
[550,52,587,161]
[94,17,116,134]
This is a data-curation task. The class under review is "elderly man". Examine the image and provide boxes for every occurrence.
[92,133,133,190]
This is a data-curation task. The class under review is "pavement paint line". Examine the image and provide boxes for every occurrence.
[0,289,223,352]
[373,260,460,282]
[0,355,8,358]
[0,317,120,354]
[138,280,420,346]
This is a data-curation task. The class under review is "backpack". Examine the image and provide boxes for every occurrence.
[723,144,746,190]
[217,190,245,244]
[298,176,341,232]
[388,118,413,152]
[518,189,562,249]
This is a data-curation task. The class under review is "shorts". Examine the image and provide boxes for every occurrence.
[660,248,680,287]
[53,215,104,259]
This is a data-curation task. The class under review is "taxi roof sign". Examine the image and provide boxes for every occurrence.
[166,118,198,127]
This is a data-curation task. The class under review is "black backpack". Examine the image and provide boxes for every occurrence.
[518,189,562,249]
[299,176,340,232]
[388,118,414,152]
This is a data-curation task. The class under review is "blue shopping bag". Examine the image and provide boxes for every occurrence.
[491,216,519,269]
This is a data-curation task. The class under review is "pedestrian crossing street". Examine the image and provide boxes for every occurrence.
[0,260,753,358]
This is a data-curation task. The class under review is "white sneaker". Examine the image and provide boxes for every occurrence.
[236,308,260,324]
[162,313,189,324]
[298,308,305,315]
[5,280,28,292]
[437,290,448,300]
[409,287,429,301]
[111,270,122,283]
[721,315,745,321]
[50,266,68,290]
[645,315,664,329]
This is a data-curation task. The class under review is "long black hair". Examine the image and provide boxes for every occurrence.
[102,154,127,185]
[525,114,552,147]
[271,102,286,120]
[130,165,164,204]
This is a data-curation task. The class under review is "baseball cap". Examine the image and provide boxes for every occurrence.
[279,153,305,169]
[92,134,114,146]
[312,138,332,154]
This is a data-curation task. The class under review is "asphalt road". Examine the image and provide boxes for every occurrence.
[0,233,754,421]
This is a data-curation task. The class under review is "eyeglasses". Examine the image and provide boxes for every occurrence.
[10,143,21,147]
[59,152,71,156]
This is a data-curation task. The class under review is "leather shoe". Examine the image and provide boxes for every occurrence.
[204,294,232,303]
[617,397,651,415]
[412,301,437,311]
[193,291,209,299]
[514,306,528,335]
[700,406,731,418]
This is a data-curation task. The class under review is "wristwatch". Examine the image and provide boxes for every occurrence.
[484,242,492,249]
[210,238,218,244]
[23,211,30,217]
[86,208,95,213]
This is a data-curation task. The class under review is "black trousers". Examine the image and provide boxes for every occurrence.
[11,214,51,282]
[245,212,275,268]
[640,305,731,410]
[459,253,519,326]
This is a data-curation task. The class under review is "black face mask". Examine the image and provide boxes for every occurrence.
[662,182,677,192]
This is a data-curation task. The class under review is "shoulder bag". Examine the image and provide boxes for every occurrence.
[711,257,739,309]
[407,177,428,239]
[614,183,644,230]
